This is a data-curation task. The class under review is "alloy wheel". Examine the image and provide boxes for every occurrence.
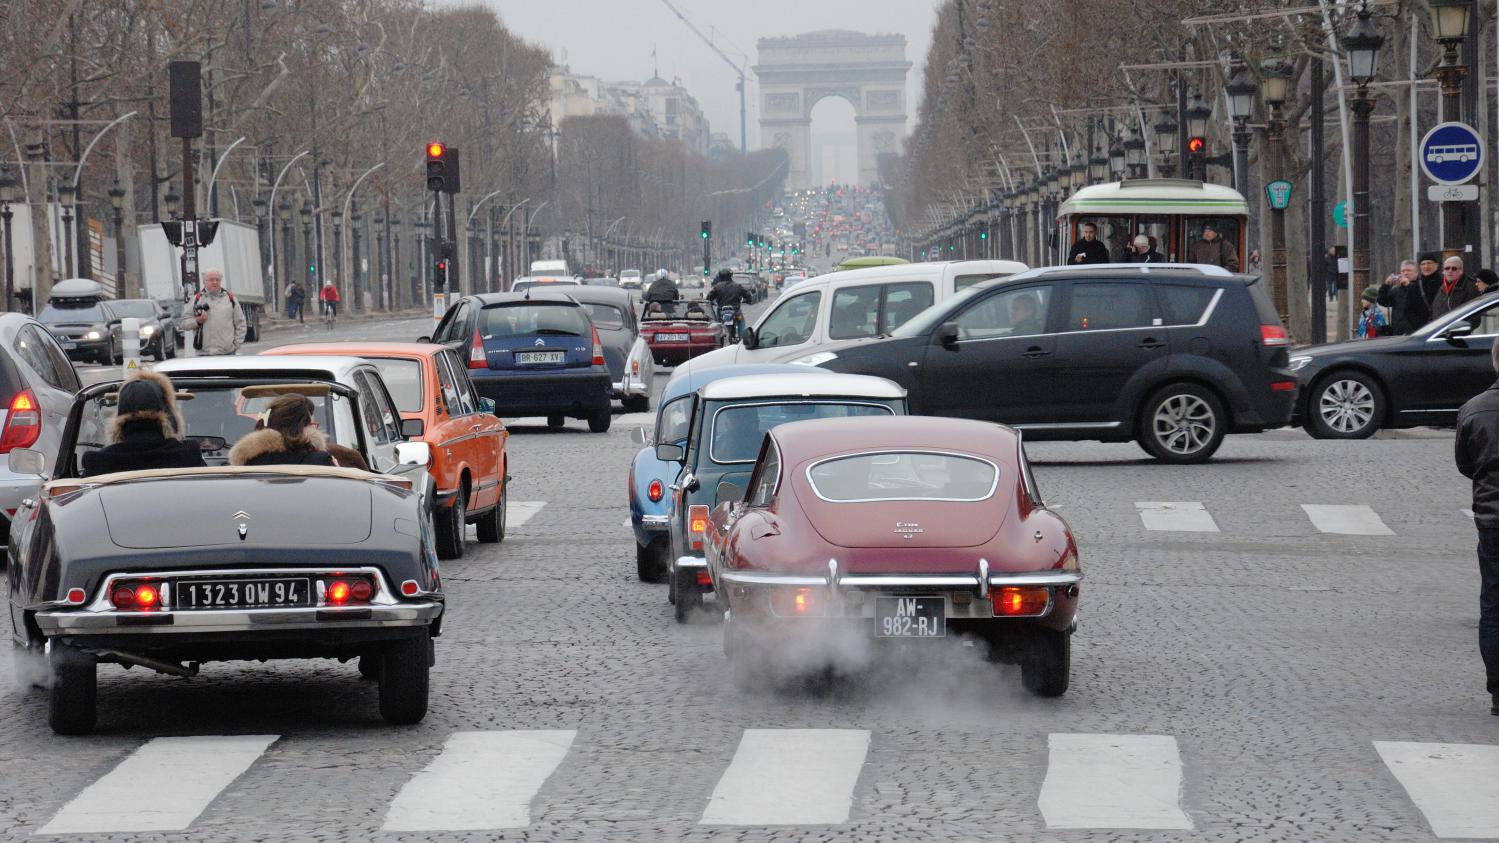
[1152,394,1216,456]
[1318,379,1375,434]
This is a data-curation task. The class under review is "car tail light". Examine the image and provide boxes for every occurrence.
[991,586,1050,617]
[1259,324,1290,347]
[696,570,713,587]
[1271,380,1296,392]
[631,357,640,376]
[400,579,421,597]
[64,588,87,605]
[771,587,826,617]
[468,328,487,369]
[320,574,377,606]
[0,389,42,453]
[688,504,709,550]
[108,580,163,611]
[591,326,605,366]
[648,479,664,502]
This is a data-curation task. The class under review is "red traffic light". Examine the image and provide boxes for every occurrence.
[1186,136,1207,154]
[426,142,446,159]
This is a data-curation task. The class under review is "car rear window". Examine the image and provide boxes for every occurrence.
[39,302,108,323]
[1154,284,1218,325]
[580,303,626,330]
[808,452,998,502]
[366,358,424,413]
[482,303,589,338]
[709,402,894,463]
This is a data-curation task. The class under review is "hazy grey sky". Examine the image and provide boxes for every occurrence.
[480,0,942,152]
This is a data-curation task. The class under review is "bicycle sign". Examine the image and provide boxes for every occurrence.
[1420,122,1485,185]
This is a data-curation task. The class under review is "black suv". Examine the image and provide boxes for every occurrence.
[793,265,1297,463]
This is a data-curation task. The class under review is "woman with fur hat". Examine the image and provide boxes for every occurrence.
[228,393,336,467]
[81,370,206,476]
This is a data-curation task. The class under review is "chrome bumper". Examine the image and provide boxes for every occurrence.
[37,601,442,635]
[640,514,669,529]
[718,563,1081,620]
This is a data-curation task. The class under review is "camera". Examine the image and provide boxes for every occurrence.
[193,302,211,317]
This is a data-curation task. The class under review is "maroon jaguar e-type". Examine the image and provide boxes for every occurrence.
[705,415,1080,695]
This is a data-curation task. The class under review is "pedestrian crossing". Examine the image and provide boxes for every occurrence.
[25,730,1498,837]
[1131,500,1459,537]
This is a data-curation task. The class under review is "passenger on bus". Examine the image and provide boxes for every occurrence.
[1190,224,1240,271]
[1066,222,1110,265]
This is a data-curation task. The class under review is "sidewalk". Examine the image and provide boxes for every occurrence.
[260,306,431,336]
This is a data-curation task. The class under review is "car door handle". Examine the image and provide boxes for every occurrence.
[1022,347,1051,358]
[1137,338,1166,350]
[471,423,484,431]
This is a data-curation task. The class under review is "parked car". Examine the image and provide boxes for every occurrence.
[263,342,509,560]
[640,299,725,367]
[706,415,1080,694]
[105,298,177,361]
[562,286,655,412]
[0,312,82,543]
[37,280,121,365]
[424,292,613,432]
[690,260,1029,371]
[656,372,907,622]
[1291,290,1499,438]
[6,370,441,734]
[798,264,1297,463]
[627,363,828,583]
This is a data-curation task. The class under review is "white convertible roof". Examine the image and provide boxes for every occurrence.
[700,372,906,401]
[155,355,372,379]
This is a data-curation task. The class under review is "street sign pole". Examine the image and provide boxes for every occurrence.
[1418,121,1484,260]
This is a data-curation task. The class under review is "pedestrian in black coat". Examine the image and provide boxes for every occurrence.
[1454,342,1499,716]
[1376,260,1431,335]
[1417,252,1443,305]
[1066,223,1111,265]
[1431,256,1482,320]
[81,370,206,477]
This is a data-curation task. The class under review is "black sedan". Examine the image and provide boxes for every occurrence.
[1290,292,1499,438]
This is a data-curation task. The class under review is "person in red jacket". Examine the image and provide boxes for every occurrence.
[319,281,342,320]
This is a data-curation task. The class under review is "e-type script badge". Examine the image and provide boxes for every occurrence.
[233,511,250,540]
[894,522,923,539]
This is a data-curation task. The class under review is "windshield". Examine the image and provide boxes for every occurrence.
[366,358,424,413]
[891,285,987,338]
[708,401,895,464]
[72,382,360,468]
[39,303,109,324]
[642,300,712,322]
[807,452,999,502]
[482,302,590,338]
[580,302,626,330]
[109,300,159,319]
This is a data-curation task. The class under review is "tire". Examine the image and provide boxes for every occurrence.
[636,537,667,583]
[587,409,612,433]
[1306,371,1384,439]
[1020,628,1071,698]
[47,643,97,735]
[547,415,564,428]
[673,566,702,623]
[622,394,650,414]
[434,487,466,560]
[378,634,430,725]
[1136,383,1227,464]
[357,654,380,681]
[166,333,177,358]
[476,482,506,543]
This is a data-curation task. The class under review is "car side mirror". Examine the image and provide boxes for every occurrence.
[630,425,653,446]
[417,335,432,343]
[716,481,744,503]
[656,442,684,463]
[400,418,425,438]
[1443,322,1475,341]
[479,397,497,416]
[189,435,228,453]
[394,441,431,467]
[937,321,960,347]
[741,326,758,349]
[8,447,45,477]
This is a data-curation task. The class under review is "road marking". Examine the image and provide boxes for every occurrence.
[615,412,654,426]
[701,729,869,825]
[1375,741,1499,838]
[1300,504,1394,536]
[509,501,546,530]
[37,735,277,834]
[382,730,576,831]
[1038,733,1193,830]
[1135,501,1220,532]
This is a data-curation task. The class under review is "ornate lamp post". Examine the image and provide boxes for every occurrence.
[1088,144,1108,186]
[252,194,269,304]
[1185,91,1213,181]
[1124,128,1147,180]
[1343,2,1384,315]
[330,209,343,292]
[299,201,315,289]
[1225,61,1257,194]
[59,184,76,279]
[1429,0,1472,258]
[109,181,129,297]
[164,185,181,220]
[1153,108,1178,177]
[278,199,294,306]
[1260,58,1294,328]
[350,205,364,313]
[373,207,386,310]
[0,168,17,311]
[1108,136,1126,182]
[390,212,402,310]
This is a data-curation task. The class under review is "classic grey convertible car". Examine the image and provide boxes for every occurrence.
[5,370,443,734]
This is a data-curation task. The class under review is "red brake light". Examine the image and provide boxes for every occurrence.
[648,479,664,502]
[107,580,162,611]
[1260,324,1290,347]
[771,587,826,617]
[1271,381,1297,392]
[400,580,421,597]
[696,570,713,587]
[469,328,487,369]
[327,581,351,604]
[991,586,1050,617]
[688,504,709,550]
[0,389,42,453]
[320,575,375,606]
[350,579,374,601]
[65,588,87,605]
[591,326,605,366]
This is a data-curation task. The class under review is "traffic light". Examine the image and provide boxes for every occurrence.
[745,232,753,247]
[979,230,987,240]
[425,142,447,192]
[700,220,712,240]
[1187,136,1207,155]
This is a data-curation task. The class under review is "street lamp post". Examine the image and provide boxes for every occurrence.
[0,168,17,311]
[252,195,269,306]
[59,184,76,279]
[1108,137,1126,182]
[278,200,294,311]
[1185,91,1213,182]
[1124,128,1147,180]
[1225,61,1257,195]
[331,209,344,296]
[350,205,364,313]
[1429,0,1472,259]
[299,201,315,290]
[1261,59,1294,330]
[390,212,401,310]
[109,181,129,297]
[373,207,386,310]
[1344,2,1385,327]
[1153,108,1178,178]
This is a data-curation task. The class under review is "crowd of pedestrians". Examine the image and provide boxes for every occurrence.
[1367,252,1489,339]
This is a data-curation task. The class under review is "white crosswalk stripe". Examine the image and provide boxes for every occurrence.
[1374,741,1499,839]
[508,501,546,530]
[1300,504,1395,536]
[1136,501,1220,532]
[37,735,277,834]
[1038,733,1193,830]
[382,730,576,832]
[701,729,870,826]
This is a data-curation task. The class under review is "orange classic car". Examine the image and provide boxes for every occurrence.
[264,342,508,560]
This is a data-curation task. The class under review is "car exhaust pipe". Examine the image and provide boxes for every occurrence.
[93,649,200,678]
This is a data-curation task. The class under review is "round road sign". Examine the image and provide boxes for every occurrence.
[1419,121,1484,185]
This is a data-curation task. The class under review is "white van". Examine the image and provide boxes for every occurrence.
[688,260,1028,368]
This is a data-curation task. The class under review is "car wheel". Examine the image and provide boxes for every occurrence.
[636,536,668,583]
[1020,628,1071,698]
[165,333,177,358]
[587,409,612,433]
[476,482,506,543]
[357,654,380,681]
[47,643,97,735]
[434,487,466,560]
[1136,383,1227,464]
[547,415,565,428]
[622,395,650,414]
[673,567,702,623]
[1307,371,1383,439]
[378,633,430,725]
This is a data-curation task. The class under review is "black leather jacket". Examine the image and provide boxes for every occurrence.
[706,279,749,309]
[643,278,679,303]
[1457,380,1499,527]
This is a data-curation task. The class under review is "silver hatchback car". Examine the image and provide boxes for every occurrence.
[0,312,82,542]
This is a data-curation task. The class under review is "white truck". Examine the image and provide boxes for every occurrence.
[137,220,267,341]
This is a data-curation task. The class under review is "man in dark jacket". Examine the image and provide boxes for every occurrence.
[81,370,206,476]
[1454,341,1499,716]
[1418,252,1443,305]
[1376,260,1431,335]
[1431,255,1481,320]
[1066,223,1110,265]
[642,269,679,304]
[705,269,751,309]
[1190,224,1240,271]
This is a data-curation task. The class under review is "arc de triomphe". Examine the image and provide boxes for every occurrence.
[754,31,910,190]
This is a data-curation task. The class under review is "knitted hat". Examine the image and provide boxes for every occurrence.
[116,376,168,418]
[1361,286,1380,303]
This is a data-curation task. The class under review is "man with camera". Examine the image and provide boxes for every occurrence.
[180,267,247,355]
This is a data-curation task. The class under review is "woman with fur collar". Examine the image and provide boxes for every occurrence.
[81,370,207,477]
[228,393,335,467]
